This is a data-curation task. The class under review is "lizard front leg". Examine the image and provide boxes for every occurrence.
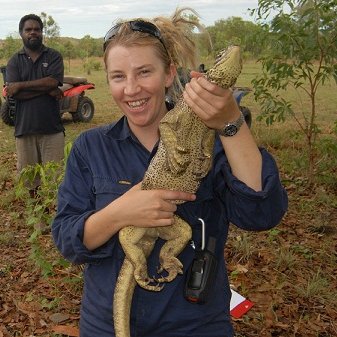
[159,109,192,174]
[193,128,215,178]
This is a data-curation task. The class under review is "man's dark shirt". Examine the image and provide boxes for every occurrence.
[6,45,64,137]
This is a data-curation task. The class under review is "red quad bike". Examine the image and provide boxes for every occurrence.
[1,66,95,126]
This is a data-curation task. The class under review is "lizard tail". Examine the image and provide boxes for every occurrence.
[113,259,135,337]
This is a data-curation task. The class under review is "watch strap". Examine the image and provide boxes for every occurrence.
[216,111,245,137]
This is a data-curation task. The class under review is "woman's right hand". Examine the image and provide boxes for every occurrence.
[83,182,196,250]
[111,182,196,229]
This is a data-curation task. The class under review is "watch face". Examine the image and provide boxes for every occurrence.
[224,124,238,136]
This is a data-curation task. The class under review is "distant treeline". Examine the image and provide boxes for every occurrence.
[0,17,268,65]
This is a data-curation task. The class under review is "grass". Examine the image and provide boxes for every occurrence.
[295,270,329,300]
[275,247,297,271]
[230,233,255,263]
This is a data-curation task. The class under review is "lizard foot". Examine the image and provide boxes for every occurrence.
[135,276,164,291]
[156,257,183,283]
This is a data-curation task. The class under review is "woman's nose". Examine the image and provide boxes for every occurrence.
[124,79,141,96]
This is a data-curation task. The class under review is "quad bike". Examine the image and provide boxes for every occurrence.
[59,76,95,122]
[1,66,95,126]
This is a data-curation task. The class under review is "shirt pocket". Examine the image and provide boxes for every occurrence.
[93,178,132,210]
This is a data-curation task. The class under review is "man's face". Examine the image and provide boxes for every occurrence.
[20,19,43,51]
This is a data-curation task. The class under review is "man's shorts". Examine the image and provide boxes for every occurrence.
[16,132,65,188]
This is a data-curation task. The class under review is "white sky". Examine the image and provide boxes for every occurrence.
[0,0,259,39]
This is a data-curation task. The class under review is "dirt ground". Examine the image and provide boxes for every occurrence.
[0,152,336,337]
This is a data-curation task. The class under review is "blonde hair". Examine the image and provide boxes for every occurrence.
[104,7,207,102]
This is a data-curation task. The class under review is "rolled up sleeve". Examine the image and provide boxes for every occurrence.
[216,147,288,231]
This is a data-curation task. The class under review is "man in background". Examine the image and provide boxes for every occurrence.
[5,13,64,198]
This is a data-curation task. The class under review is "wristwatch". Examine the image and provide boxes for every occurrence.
[216,111,245,137]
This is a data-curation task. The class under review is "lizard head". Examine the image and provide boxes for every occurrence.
[206,45,242,89]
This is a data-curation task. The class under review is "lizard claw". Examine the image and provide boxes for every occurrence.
[136,277,164,291]
[156,258,184,283]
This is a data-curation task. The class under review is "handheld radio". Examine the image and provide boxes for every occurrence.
[184,218,218,304]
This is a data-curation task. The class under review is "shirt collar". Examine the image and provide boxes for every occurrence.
[103,116,159,154]
[103,116,138,142]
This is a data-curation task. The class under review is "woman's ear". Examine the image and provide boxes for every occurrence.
[165,63,177,88]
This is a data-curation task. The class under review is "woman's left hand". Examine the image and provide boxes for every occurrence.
[182,71,241,130]
[183,71,263,192]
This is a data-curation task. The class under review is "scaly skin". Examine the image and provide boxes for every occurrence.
[113,45,242,337]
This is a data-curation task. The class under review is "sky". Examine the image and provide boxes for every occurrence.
[0,0,259,39]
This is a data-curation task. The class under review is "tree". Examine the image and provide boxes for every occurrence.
[251,0,337,183]
[78,35,96,62]
[206,17,269,59]
[40,12,60,46]
[207,18,242,56]
[61,40,77,73]
[0,36,22,61]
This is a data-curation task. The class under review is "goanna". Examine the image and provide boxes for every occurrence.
[113,45,242,337]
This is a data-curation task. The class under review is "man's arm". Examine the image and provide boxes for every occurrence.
[6,76,59,100]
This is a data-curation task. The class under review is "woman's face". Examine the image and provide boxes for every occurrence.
[106,45,175,131]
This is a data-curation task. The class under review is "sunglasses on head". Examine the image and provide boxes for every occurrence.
[103,20,168,55]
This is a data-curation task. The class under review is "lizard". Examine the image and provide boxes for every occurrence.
[113,45,242,337]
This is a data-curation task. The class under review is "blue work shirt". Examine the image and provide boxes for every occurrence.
[52,116,288,337]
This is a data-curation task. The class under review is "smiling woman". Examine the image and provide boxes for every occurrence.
[105,45,175,149]
[51,6,287,337]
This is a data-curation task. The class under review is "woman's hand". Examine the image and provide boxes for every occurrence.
[183,71,262,192]
[83,182,196,250]
[111,182,196,229]
[182,71,241,129]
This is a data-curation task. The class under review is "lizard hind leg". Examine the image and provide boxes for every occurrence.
[133,254,164,291]
[156,256,184,283]
[119,226,159,290]
[156,215,192,283]
[135,274,164,291]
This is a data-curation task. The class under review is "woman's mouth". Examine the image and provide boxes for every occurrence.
[127,98,149,110]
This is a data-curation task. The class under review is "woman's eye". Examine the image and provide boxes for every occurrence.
[140,69,151,76]
[110,74,124,81]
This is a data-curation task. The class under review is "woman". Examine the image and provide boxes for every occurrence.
[52,8,288,337]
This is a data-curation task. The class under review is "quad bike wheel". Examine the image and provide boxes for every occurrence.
[71,96,94,123]
[1,100,15,126]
